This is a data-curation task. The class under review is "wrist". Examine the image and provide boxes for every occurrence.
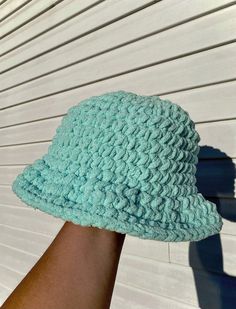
[62,221,126,255]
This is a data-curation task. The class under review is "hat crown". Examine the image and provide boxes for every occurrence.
[12,90,223,242]
[44,90,200,199]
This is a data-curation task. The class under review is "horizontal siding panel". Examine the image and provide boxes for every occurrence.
[117,254,236,308]
[0,185,29,208]
[0,225,52,256]
[1,80,236,128]
[0,243,38,274]
[0,264,22,290]
[0,283,12,306]
[0,117,60,146]
[0,142,50,165]
[1,42,236,108]
[0,165,26,184]
[0,0,29,22]
[0,118,235,157]
[221,217,236,236]
[0,0,99,57]
[165,81,236,123]
[0,204,63,236]
[0,0,60,39]
[1,0,235,74]
[111,283,199,309]
[0,159,234,199]
[2,4,236,91]
[169,233,236,276]
[0,0,152,59]
[197,119,236,158]
[122,235,169,263]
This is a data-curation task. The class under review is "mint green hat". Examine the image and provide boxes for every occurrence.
[12,90,223,242]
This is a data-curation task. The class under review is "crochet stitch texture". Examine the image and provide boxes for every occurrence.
[12,90,223,242]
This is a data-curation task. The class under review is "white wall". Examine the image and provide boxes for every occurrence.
[0,0,236,307]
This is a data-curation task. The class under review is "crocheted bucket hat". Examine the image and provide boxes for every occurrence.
[12,90,223,242]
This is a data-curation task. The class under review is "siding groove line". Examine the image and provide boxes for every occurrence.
[0,282,12,291]
[114,280,196,309]
[169,233,236,276]
[2,39,236,93]
[0,202,33,210]
[157,78,236,96]
[0,0,156,58]
[0,263,24,276]
[0,223,53,239]
[123,249,235,277]
[112,282,200,309]
[0,0,31,24]
[1,0,235,74]
[1,78,235,115]
[0,114,65,129]
[0,221,59,239]
[0,140,52,148]
[1,2,236,80]
[0,0,103,57]
[1,42,235,108]
[1,79,235,125]
[0,1,8,7]
[0,164,26,167]
[192,116,236,125]
[0,139,52,148]
[2,6,236,92]
[117,254,236,308]
[147,257,236,282]
[0,244,40,274]
[113,282,200,309]
[0,243,39,258]
[0,0,63,40]
[0,164,27,167]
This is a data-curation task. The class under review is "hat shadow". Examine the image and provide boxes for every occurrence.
[189,145,236,309]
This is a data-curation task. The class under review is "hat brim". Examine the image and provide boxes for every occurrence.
[12,158,223,242]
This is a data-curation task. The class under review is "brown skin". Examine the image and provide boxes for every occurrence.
[1,222,126,309]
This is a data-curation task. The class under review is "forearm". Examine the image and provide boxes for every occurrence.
[1,222,126,309]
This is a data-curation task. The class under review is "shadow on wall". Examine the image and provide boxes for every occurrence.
[190,145,236,309]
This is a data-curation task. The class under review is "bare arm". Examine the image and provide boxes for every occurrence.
[1,222,126,309]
